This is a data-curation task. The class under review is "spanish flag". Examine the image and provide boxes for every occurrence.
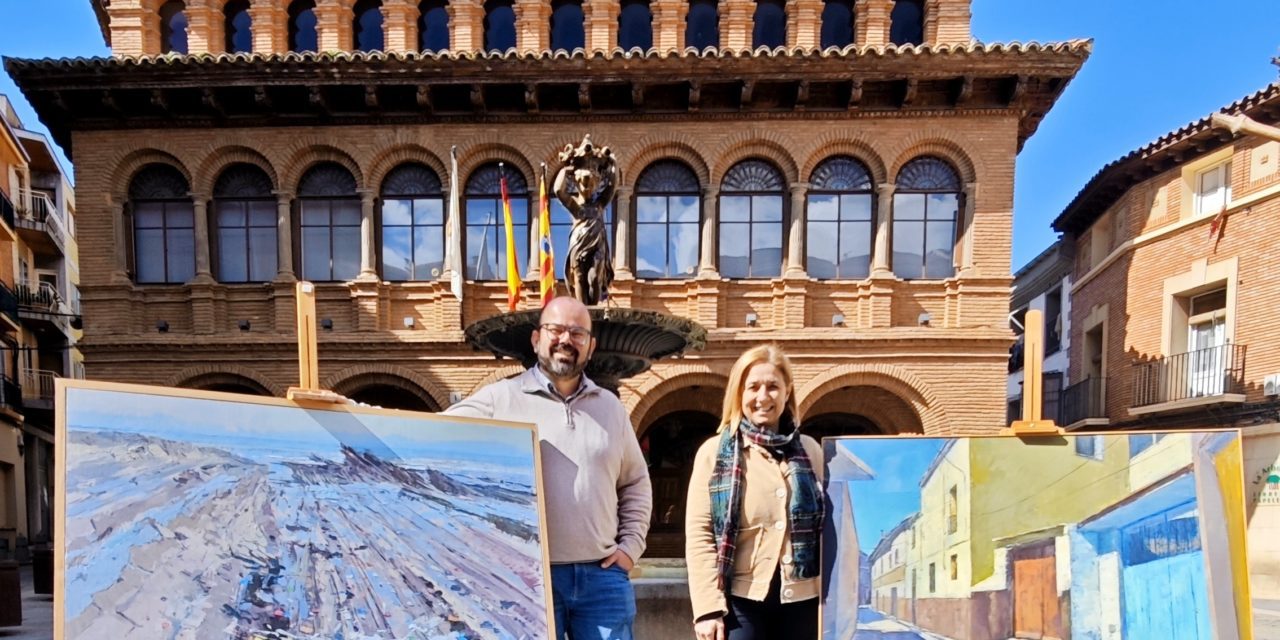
[499,166,520,312]
[538,165,556,307]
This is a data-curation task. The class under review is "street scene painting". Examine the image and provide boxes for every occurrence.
[56,380,552,640]
[821,432,1253,640]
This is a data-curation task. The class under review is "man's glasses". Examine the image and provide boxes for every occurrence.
[539,323,592,345]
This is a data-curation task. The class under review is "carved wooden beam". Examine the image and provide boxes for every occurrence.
[795,80,809,111]
[578,83,592,112]
[254,86,272,110]
[847,79,863,110]
[308,86,330,115]
[470,85,486,112]
[100,90,119,115]
[201,88,225,117]
[150,88,168,112]
[901,78,918,107]
[740,80,754,107]
[954,75,973,106]
[416,85,433,113]
[631,83,645,108]
[525,83,539,113]
[688,80,701,113]
[364,85,379,109]
[1008,74,1028,105]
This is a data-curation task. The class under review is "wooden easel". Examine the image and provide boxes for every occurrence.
[1002,308,1064,436]
[286,282,348,404]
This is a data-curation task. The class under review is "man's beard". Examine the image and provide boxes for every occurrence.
[539,343,586,379]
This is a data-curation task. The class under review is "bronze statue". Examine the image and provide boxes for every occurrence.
[554,135,617,305]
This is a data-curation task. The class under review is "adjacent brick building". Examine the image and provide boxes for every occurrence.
[7,0,1086,584]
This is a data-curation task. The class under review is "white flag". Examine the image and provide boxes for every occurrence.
[447,145,464,300]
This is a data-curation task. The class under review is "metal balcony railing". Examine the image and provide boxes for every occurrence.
[17,281,62,313]
[0,190,14,230]
[21,369,57,403]
[1060,377,1107,426]
[0,374,20,411]
[0,282,18,327]
[17,189,69,255]
[1131,343,1247,408]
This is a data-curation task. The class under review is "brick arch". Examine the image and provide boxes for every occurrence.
[795,363,947,434]
[109,148,193,202]
[884,130,980,184]
[279,143,365,191]
[192,145,279,196]
[798,132,889,184]
[166,365,286,397]
[711,131,800,184]
[365,144,450,193]
[622,138,712,189]
[624,367,730,434]
[469,364,527,395]
[456,141,537,189]
[322,364,450,410]
[805,386,924,434]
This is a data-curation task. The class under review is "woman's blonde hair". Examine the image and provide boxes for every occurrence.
[718,344,800,432]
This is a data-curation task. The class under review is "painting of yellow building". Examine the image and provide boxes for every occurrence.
[822,432,1252,640]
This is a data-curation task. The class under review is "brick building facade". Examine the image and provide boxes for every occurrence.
[8,0,1086,570]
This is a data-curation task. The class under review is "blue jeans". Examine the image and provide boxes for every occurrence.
[551,562,636,640]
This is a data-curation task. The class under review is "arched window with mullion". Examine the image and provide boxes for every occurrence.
[465,164,528,281]
[213,164,277,283]
[419,0,450,51]
[551,0,586,52]
[618,0,653,50]
[752,0,786,49]
[820,0,854,48]
[130,164,195,284]
[381,163,444,281]
[892,156,961,280]
[159,1,189,54]
[224,0,252,53]
[354,0,385,51]
[719,159,784,279]
[288,0,318,52]
[807,156,873,279]
[483,0,517,52]
[635,160,700,278]
[686,0,719,49]
[298,163,361,282]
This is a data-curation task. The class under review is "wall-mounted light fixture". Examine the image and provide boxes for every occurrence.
[745,313,758,327]
[918,313,932,327]
[238,320,251,331]
[832,313,846,327]
[320,318,334,331]
[403,316,415,329]
[156,320,169,333]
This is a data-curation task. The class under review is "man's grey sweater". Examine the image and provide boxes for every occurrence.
[445,368,653,564]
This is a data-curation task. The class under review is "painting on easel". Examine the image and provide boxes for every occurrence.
[56,379,552,640]
[821,431,1253,640]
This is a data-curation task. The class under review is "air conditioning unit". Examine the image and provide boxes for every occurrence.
[1266,374,1280,397]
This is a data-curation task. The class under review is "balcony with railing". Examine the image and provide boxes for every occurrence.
[16,189,69,256]
[0,282,19,332]
[1060,377,1108,429]
[20,368,57,411]
[0,374,21,413]
[1130,343,1247,415]
[16,281,81,337]
[0,189,16,236]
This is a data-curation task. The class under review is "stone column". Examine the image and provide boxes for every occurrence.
[785,182,808,278]
[357,189,378,280]
[382,0,419,52]
[958,181,978,276]
[790,0,823,48]
[450,0,484,51]
[586,0,619,52]
[110,200,132,283]
[274,191,296,281]
[189,192,215,283]
[856,0,892,46]
[652,0,687,50]
[698,186,719,277]
[516,0,551,52]
[720,0,753,51]
[871,183,894,277]
[249,2,284,52]
[613,185,634,278]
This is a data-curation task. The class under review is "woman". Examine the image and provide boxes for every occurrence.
[685,344,825,640]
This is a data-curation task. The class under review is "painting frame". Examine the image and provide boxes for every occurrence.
[54,377,556,640]
[818,429,1254,640]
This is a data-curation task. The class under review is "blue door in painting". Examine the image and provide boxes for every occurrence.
[1119,503,1211,640]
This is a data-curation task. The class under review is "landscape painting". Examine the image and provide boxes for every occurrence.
[821,431,1253,640]
[56,380,551,640]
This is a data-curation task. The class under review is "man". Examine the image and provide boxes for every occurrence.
[445,296,653,639]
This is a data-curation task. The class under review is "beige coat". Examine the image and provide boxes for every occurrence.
[684,432,825,621]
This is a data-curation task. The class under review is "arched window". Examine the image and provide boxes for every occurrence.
[353,0,385,51]
[686,0,719,49]
[213,163,276,283]
[893,156,961,280]
[618,0,653,50]
[635,160,700,278]
[224,0,252,53]
[550,0,586,51]
[483,0,517,52]
[719,159,784,278]
[381,163,444,281]
[465,164,528,280]
[159,1,189,54]
[129,164,194,284]
[288,0,318,52]
[889,0,924,46]
[820,0,854,48]
[807,156,872,279]
[419,0,450,51]
[298,163,361,282]
[752,0,786,49]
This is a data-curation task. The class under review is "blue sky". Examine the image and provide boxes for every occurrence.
[1,0,1277,267]
[834,438,944,554]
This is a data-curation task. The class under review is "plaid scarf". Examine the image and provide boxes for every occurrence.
[708,415,824,594]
